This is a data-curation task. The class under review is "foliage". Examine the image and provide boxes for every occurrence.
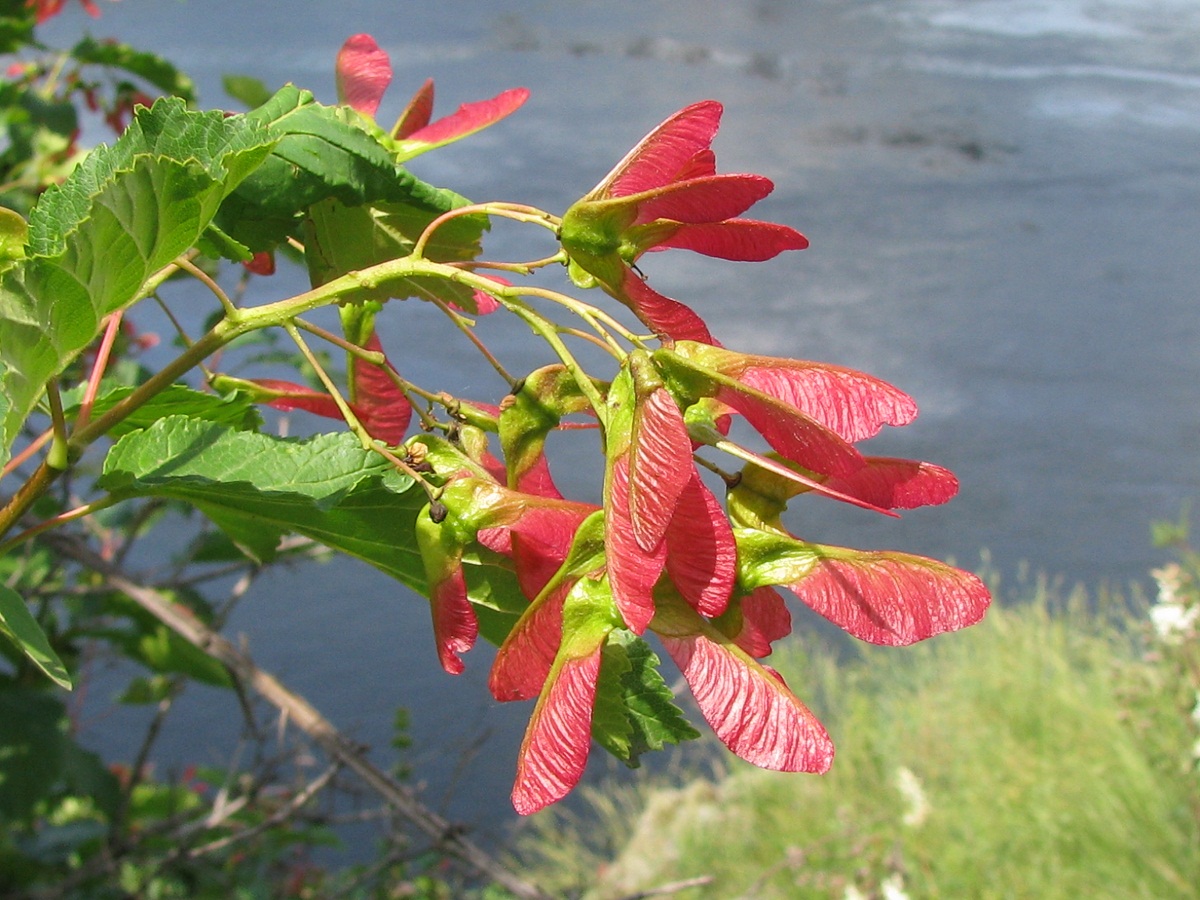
[520,567,1200,899]
[0,4,994,895]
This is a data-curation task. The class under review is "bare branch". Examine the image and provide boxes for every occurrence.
[48,534,552,900]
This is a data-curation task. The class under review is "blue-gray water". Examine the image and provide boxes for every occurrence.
[41,0,1200,845]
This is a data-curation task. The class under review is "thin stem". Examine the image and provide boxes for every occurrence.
[0,254,554,539]
[459,250,567,275]
[0,495,120,557]
[1,427,52,479]
[176,257,238,317]
[112,677,185,841]
[559,325,622,356]
[292,318,385,366]
[70,325,232,450]
[516,284,641,352]
[185,764,341,859]
[45,535,553,899]
[381,368,440,432]
[505,303,607,416]
[283,323,370,449]
[411,202,560,260]
[692,452,740,487]
[73,312,124,435]
[154,294,196,349]
[291,318,440,432]
[369,443,441,504]
[426,294,516,387]
[381,260,616,414]
[0,459,61,541]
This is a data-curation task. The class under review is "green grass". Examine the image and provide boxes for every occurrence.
[517,577,1200,899]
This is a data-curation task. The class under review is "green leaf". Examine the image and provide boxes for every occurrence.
[0,206,27,268]
[0,584,71,689]
[222,73,274,110]
[110,617,233,687]
[0,686,120,830]
[592,629,700,767]
[303,195,487,309]
[97,418,522,610]
[69,384,262,437]
[216,85,430,250]
[69,36,198,105]
[0,685,68,820]
[0,98,276,459]
[0,12,34,55]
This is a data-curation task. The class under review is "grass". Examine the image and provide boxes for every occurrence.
[516,573,1200,899]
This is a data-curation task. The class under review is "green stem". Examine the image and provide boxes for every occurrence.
[0,494,120,557]
[428,296,516,387]
[44,380,69,471]
[505,303,607,419]
[395,260,614,416]
[0,253,613,544]
[412,202,560,260]
[0,459,59,541]
[283,322,372,450]
[176,256,239,317]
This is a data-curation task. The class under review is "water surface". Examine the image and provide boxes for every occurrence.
[41,0,1200,840]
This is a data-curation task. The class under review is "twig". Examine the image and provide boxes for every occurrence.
[184,762,341,858]
[48,534,552,900]
[614,875,716,899]
[73,312,125,434]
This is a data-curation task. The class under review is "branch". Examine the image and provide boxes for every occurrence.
[48,535,552,900]
[614,876,717,899]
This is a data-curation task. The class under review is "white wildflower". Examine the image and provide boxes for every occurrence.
[843,886,867,900]
[881,873,910,900]
[1154,564,1185,605]
[895,765,930,827]
[1149,565,1197,643]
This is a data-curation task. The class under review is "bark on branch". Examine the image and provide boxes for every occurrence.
[52,536,551,900]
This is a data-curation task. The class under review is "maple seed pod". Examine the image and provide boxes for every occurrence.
[406,442,428,466]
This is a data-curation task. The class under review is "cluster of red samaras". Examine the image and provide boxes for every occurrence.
[251,35,991,815]
[26,0,102,23]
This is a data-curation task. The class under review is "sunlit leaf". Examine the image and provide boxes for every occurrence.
[72,384,262,437]
[592,628,700,767]
[216,85,447,250]
[302,195,486,309]
[222,73,273,110]
[0,584,71,689]
[0,98,275,459]
[98,417,436,586]
[69,36,197,104]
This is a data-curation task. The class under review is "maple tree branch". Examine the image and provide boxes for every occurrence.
[46,534,553,900]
